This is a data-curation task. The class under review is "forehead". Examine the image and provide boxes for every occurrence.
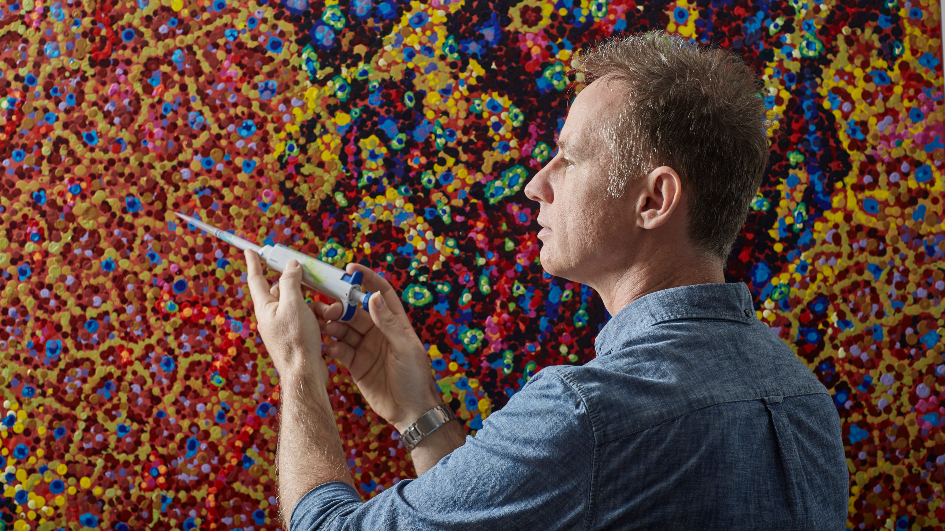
[559,78,628,149]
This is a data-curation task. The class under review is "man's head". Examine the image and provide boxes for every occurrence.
[524,31,771,292]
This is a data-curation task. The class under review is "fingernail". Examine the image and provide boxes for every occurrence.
[374,293,386,310]
[287,260,299,270]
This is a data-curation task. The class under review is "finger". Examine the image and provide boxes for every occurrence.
[270,284,280,297]
[310,299,336,320]
[278,260,305,306]
[367,291,414,345]
[324,320,364,347]
[245,249,276,311]
[346,262,399,298]
[326,339,356,368]
[345,263,410,329]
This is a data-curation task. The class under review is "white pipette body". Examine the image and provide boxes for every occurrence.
[174,212,371,322]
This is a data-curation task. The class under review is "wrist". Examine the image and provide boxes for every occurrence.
[274,347,326,382]
[398,404,457,451]
[393,399,445,434]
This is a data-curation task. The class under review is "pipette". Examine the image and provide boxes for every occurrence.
[174,212,372,322]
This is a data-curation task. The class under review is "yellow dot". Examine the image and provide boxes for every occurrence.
[56,465,67,475]
[79,477,91,489]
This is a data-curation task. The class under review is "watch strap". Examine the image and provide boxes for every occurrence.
[401,404,456,451]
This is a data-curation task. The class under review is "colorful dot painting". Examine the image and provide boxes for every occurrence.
[0,0,943,528]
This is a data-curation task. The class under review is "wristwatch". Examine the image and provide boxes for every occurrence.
[400,404,456,451]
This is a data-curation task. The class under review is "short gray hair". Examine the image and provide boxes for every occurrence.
[575,31,773,261]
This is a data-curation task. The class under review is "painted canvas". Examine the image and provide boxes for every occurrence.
[0,0,943,528]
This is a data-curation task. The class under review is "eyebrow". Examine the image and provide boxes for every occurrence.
[556,137,569,155]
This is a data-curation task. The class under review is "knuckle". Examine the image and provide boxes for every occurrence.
[381,314,399,328]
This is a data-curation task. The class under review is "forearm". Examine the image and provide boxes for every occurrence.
[277,369,354,530]
[409,418,467,476]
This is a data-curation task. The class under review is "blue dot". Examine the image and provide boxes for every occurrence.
[125,196,142,213]
[14,490,28,505]
[267,37,283,53]
[915,164,933,183]
[862,198,879,214]
[201,158,215,169]
[50,479,65,494]
[408,12,428,28]
[44,112,57,124]
[44,42,61,58]
[121,28,136,42]
[673,6,688,23]
[172,279,188,293]
[85,319,99,333]
[257,402,271,418]
[238,120,257,138]
[46,340,62,358]
[79,513,99,528]
[12,444,29,460]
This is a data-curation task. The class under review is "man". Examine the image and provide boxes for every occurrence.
[244,31,848,530]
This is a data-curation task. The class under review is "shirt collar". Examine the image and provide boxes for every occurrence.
[594,282,756,356]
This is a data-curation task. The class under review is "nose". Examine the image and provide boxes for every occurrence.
[525,158,554,205]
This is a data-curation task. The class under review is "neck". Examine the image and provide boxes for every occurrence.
[593,243,726,316]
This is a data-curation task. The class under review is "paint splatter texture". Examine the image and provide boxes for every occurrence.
[0,0,943,529]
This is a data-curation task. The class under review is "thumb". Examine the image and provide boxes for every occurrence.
[278,260,304,305]
[369,292,402,333]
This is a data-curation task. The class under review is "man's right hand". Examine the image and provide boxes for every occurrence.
[311,263,445,435]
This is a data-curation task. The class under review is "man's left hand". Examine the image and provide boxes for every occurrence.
[245,249,326,382]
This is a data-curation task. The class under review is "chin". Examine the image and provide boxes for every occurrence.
[538,248,563,278]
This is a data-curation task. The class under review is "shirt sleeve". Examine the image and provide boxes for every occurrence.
[290,368,595,531]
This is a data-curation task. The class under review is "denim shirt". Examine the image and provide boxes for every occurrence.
[291,283,849,530]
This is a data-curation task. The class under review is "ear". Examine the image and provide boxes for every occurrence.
[636,166,682,230]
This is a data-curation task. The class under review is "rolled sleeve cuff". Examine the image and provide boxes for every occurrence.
[290,481,362,531]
